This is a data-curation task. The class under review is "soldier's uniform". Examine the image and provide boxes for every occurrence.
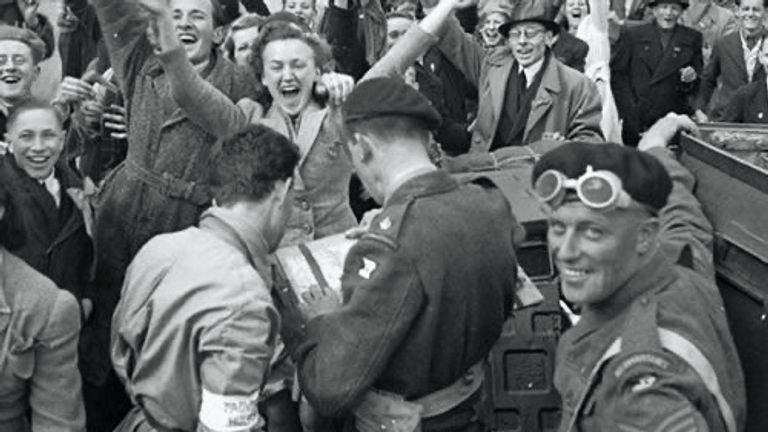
[279,78,521,432]
[111,207,280,431]
[535,144,746,432]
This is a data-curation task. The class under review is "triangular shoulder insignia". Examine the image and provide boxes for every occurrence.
[361,200,414,249]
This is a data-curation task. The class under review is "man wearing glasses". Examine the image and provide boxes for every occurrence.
[535,114,745,431]
[368,0,603,151]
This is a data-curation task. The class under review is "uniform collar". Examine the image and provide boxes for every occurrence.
[199,207,271,281]
[385,169,458,206]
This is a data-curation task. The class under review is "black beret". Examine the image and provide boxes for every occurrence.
[343,77,442,130]
[531,142,673,212]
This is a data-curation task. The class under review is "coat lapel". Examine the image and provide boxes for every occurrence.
[637,27,663,77]
[649,27,690,85]
[295,103,328,170]
[489,58,515,135]
[723,33,749,81]
[524,59,559,142]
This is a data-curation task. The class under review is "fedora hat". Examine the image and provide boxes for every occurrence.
[499,0,560,38]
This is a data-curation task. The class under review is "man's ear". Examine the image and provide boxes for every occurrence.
[31,64,41,82]
[213,26,226,46]
[636,216,660,256]
[352,132,375,163]
[544,32,555,48]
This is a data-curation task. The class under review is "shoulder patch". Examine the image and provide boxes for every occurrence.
[363,200,414,248]
[613,352,672,379]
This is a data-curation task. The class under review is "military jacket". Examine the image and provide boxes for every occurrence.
[284,170,519,431]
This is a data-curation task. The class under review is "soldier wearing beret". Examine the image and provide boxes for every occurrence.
[534,114,745,432]
[278,77,520,431]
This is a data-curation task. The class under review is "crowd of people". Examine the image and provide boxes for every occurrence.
[0,0,758,430]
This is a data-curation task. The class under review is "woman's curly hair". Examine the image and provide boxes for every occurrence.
[248,21,334,81]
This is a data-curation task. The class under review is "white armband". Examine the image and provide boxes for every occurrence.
[199,388,263,431]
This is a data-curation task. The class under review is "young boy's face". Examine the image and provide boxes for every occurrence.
[6,108,64,180]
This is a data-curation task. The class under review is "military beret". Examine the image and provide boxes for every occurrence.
[0,25,46,64]
[531,142,673,212]
[343,77,442,130]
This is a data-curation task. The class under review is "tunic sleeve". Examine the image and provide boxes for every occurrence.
[295,237,424,417]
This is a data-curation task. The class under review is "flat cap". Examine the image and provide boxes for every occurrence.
[531,142,673,212]
[343,77,442,130]
[0,25,46,64]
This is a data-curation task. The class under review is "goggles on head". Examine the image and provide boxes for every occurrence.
[533,165,634,211]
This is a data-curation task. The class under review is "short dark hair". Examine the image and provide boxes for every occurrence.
[6,98,64,132]
[344,115,431,144]
[209,124,300,206]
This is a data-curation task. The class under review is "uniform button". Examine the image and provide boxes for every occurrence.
[303,224,314,234]
[300,199,311,211]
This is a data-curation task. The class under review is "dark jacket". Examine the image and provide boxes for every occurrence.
[611,22,703,145]
[0,156,93,302]
[553,29,589,73]
[698,31,766,120]
[284,171,518,431]
[720,79,768,124]
[555,148,744,432]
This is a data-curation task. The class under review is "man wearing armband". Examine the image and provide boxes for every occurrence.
[277,77,520,431]
[111,126,299,432]
[533,115,746,432]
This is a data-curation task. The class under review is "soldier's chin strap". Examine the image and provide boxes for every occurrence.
[565,329,737,432]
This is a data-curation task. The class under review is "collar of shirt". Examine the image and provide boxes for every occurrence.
[740,30,762,80]
[518,57,545,87]
[40,171,61,208]
[200,207,271,278]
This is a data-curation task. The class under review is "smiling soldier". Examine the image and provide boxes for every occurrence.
[84,0,257,429]
[533,115,745,432]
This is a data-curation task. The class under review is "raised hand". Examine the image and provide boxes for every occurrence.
[317,72,356,106]
[136,0,172,16]
[17,0,39,28]
[55,77,96,106]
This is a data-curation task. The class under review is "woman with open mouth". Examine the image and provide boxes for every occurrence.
[146,14,357,248]
[477,5,511,50]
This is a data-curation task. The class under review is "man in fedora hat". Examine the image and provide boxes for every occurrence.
[611,0,703,146]
[365,0,603,151]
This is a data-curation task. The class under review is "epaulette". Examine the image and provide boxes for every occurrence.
[361,200,415,250]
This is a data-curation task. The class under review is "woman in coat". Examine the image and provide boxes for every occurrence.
[0,182,85,432]
[147,14,358,247]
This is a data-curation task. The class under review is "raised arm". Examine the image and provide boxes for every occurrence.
[417,0,485,87]
[639,114,715,279]
[363,25,437,81]
[88,0,152,95]
[140,2,253,137]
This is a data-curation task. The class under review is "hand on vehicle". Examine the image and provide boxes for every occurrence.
[638,113,699,152]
